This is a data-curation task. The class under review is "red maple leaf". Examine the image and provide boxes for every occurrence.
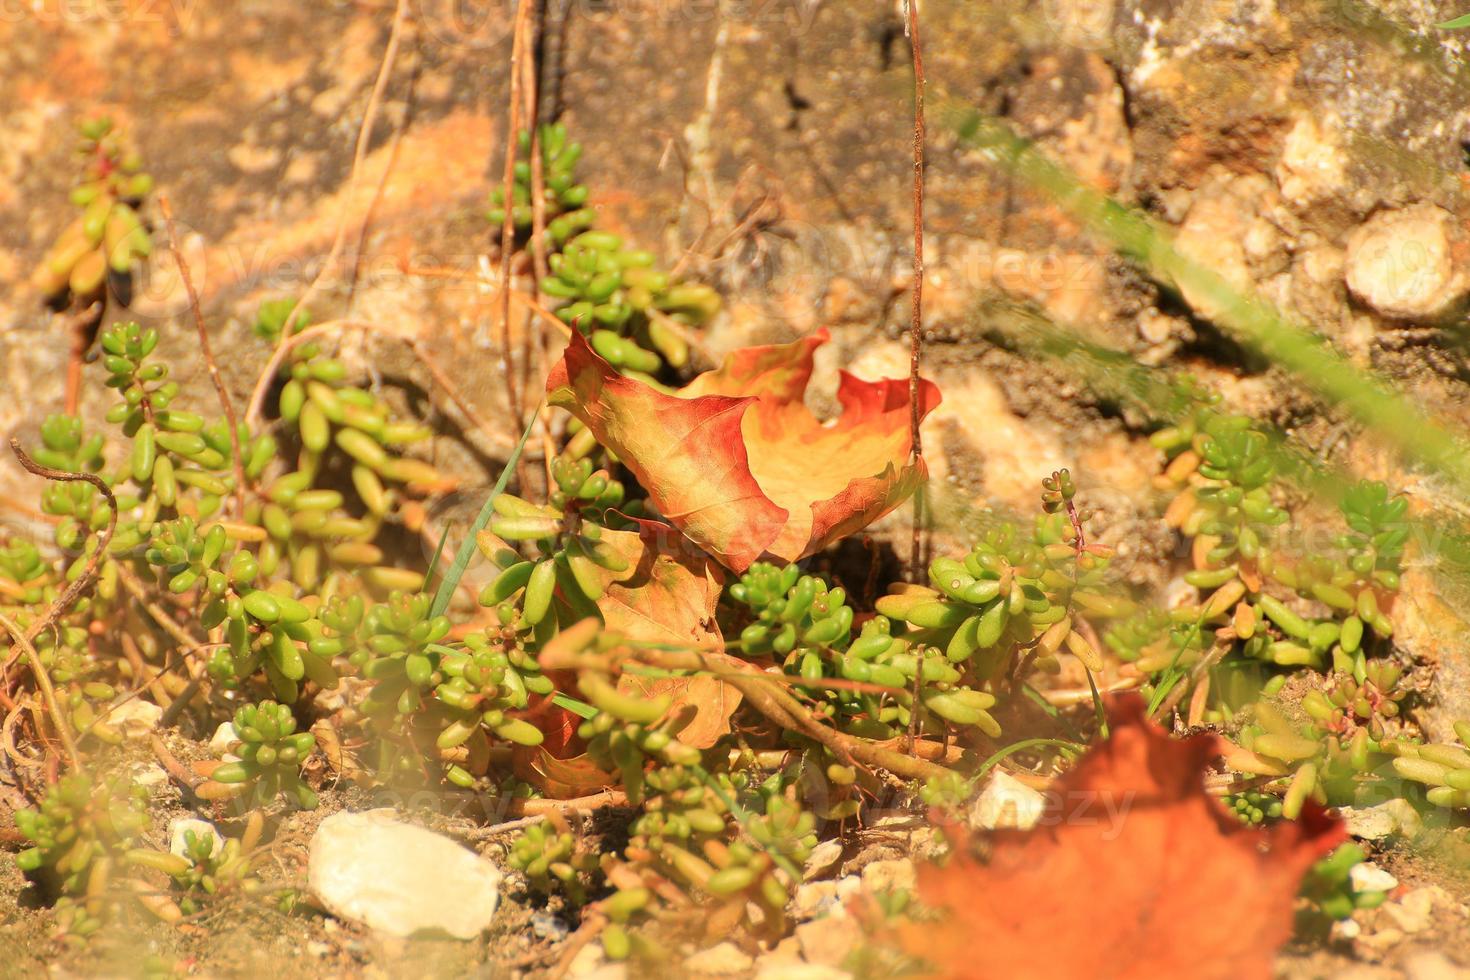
[890,696,1344,980]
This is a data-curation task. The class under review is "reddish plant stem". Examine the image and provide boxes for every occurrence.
[904,0,927,755]
[495,0,533,433]
[1,442,117,698]
[159,195,247,518]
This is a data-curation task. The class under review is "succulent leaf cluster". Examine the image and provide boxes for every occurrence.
[207,700,319,809]
[35,117,153,299]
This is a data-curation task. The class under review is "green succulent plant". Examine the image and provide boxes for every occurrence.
[508,820,599,905]
[1297,843,1389,930]
[166,819,264,915]
[207,700,319,809]
[488,124,593,239]
[34,117,153,300]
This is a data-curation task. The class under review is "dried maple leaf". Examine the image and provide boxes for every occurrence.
[590,520,741,749]
[892,696,1343,980]
[546,328,941,572]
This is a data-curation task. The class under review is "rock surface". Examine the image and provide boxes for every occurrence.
[1344,205,1467,322]
[971,771,1047,831]
[685,942,755,975]
[307,810,502,939]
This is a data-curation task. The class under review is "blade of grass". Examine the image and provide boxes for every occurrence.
[976,737,1084,780]
[949,107,1470,500]
[551,692,598,719]
[430,407,541,618]
[424,522,452,591]
[1084,668,1108,740]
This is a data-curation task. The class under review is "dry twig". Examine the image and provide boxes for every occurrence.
[245,0,410,426]
[159,195,247,517]
[0,611,80,771]
[1,441,117,690]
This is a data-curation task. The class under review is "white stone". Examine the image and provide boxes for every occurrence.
[684,942,754,975]
[859,859,915,894]
[1342,799,1422,841]
[803,838,843,880]
[971,771,1046,831]
[754,964,853,980]
[792,881,840,921]
[111,700,162,739]
[129,763,169,790]
[567,942,625,979]
[1345,204,1467,321]
[1349,862,1397,895]
[795,915,862,968]
[169,818,223,860]
[308,810,502,939]
[210,722,240,753]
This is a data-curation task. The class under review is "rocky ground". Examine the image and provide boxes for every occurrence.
[8,0,1470,975]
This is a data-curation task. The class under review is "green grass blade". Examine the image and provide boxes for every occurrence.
[950,108,1470,500]
[429,408,540,618]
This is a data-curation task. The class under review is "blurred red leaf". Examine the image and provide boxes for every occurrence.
[546,329,940,572]
[892,696,1343,980]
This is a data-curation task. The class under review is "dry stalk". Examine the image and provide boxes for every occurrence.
[245,0,409,427]
[159,195,247,517]
[0,611,80,771]
[1,441,117,690]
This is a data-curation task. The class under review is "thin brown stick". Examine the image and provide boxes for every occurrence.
[518,8,546,426]
[1,441,117,688]
[1041,677,1142,706]
[245,0,409,427]
[399,264,573,335]
[904,0,927,584]
[116,565,208,657]
[494,0,535,432]
[0,611,81,770]
[158,195,247,518]
[114,564,210,727]
[150,734,201,793]
[62,301,103,417]
[901,0,929,758]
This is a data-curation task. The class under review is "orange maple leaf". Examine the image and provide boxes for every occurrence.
[546,329,941,572]
[892,696,1343,980]
[594,519,742,749]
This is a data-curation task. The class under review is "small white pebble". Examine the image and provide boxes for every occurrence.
[1350,862,1398,895]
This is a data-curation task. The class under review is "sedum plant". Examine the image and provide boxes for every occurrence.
[488,123,593,240]
[34,117,153,301]
[203,700,319,809]
[14,774,150,943]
